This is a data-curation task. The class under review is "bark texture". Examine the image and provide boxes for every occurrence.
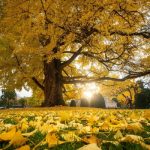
[42,59,65,106]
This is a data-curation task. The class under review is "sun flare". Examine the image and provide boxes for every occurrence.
[82,83,100,99]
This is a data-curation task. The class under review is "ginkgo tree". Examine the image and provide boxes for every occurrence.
[0,0,150,106]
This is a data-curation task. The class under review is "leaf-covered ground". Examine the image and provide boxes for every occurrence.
[0,107,150,150]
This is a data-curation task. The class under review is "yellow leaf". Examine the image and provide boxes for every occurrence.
[78,143,101,150]
[59,112,71,122]
[114,130,123,139]
[100,121,109,130]
[22,129,37,137]
[143,111,150,120]
[130,113,140,121]
[82,135,99,144]
[16,145,30,150]
[121,135,150,150]
[127,123,143,133]
[46,133,59,147]
[120,134,144,143]
[10,131,27,146]
[21,123,29,131]
[0,127,16,141]
[62,131,81,142]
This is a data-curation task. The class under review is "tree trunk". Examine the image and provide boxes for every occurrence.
[42,59,65,106]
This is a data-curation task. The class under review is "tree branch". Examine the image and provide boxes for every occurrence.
[11,48,45,91]
[63,70,150,84]
[110,31,150,39]
[60,45,84,69]
[31,77,44,91]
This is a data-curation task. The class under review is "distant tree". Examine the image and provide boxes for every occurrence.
[91,94,106,108]
[134,88,150,109]
[70,100,76,107]
[112,98,121,108]
[80,98,89,107]
[18,98,26,108]
[1,89,17,108]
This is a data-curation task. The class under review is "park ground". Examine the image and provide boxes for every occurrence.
[0,107,150,150]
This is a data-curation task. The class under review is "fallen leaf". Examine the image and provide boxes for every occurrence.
[127,122,143,133]
[21,123,29,131]
[16,145,30,150]
[46,133,59,147]
[82,135,98,144]
[120,135,150,150]
[10,131,27,146]
[120,134,144,143]
[100,121,109,130]
[59,112,71,122]
[62,131,81,142]
[114,130,123,139]
[22,129,37,137]
[0,127,16,141]
[78,143,101,150]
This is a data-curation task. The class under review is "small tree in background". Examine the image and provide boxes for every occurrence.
[18,98,26,108]
[134,88,150,109]
[1,89,17,108]
[112,98,121,108]
[91,94,106,108]
[70,100,76,107]
[80,98,89,107]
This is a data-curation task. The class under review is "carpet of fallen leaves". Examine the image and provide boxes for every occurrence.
[0,107,150,150]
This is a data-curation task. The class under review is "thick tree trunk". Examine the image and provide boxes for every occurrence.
[42,59,65,106]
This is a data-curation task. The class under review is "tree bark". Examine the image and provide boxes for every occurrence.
[42,59,65,106]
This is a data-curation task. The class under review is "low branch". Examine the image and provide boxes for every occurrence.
[32,77,45,91]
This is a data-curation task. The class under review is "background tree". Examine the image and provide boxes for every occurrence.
[80,98,89,107]
[0,89,17,108]
[70,100,76,107]
[134,81,150,109]
[112,97,121,108]
[91,93,106,108]
[0,0,150,106]
[100,79,137,105]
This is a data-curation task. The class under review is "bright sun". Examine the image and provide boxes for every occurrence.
[82,83,100,99]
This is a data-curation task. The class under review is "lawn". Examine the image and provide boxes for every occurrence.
[0,107,150,150]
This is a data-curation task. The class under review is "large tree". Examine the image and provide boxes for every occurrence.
[0,0,150,106]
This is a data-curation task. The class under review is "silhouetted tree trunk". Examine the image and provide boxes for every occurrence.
[42,59,65,106]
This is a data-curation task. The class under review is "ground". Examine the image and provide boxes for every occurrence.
[0,107,150,150]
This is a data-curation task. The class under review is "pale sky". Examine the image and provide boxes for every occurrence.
[16,88,32,98]
[0,88,32,98]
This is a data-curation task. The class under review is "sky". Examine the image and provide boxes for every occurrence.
[0,88,32,98]
[16,88,32,98]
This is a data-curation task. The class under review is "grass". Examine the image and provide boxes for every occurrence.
[0,107,149,150]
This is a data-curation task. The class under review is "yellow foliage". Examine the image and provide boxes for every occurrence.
[0,108,149,149]
[21,123,29,131]
[62,131,81,142]
[46,133,59,147]
[16,145,30,150]
[126,122,143,133]
[114,130,123,139]
[82,135,99,144]
[10,131,27,146]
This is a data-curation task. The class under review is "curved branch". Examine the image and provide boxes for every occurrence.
[63,70,150,84]
[60,45,84,69]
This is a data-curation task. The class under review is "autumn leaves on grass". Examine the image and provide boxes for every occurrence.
[0,109,150,150]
